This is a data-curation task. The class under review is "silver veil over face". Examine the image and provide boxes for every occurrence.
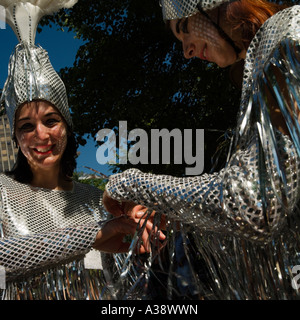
[160,0,232,20]
[0,1,75,135]
[160,0,240,56]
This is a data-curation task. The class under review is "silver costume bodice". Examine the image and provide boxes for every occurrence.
[0,174,114,300]
[106,6,300,299]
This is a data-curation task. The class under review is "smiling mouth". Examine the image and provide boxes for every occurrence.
[33,145,55,155]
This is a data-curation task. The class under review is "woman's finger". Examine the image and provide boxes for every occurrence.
[138,218,166,241]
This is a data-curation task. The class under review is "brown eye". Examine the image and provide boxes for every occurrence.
[176,18,189,34]
[46,118,60,126]
[181,18,189,33]
[176,19,182,34]
[19,123,34,132]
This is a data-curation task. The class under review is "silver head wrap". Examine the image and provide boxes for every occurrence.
[160,0,241,58]
[160,0,232,20]
[0,0,77,136]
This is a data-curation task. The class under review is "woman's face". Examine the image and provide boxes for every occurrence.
[170,10,239,67]
[15,100,68,171]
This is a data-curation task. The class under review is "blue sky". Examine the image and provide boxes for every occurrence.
[0,21,111,176]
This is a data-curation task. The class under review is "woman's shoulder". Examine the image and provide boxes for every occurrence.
[262,5,300,32]
[0,174,103,196]
[73,180,104,195]
[0,173,22,187]
[245,5,300,74]
[253,5,300,43]
[72,181,104,207]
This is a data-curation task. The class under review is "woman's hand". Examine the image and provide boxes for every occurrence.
[126,204,166,253]
[93,216,140,253]
[102,191,166,253]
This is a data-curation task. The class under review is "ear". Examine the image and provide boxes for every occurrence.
[13,136,19,148]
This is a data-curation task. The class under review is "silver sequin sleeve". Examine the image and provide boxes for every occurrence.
[0,223,100,280]
[106,130,300,242]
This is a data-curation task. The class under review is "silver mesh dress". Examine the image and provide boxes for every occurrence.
[0,174,114,300]
[106,4,300,299]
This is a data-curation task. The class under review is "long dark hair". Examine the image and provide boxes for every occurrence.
[6,128,78,184]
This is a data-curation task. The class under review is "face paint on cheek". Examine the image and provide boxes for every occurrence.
[17,133,32,159]
[54,126,67,154]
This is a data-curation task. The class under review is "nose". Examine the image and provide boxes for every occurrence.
[35,123,50,141]
[183,42,196,59]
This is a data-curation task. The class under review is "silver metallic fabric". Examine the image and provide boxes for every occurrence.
[160,0,231,20]
[106,6,300,299]
[0,173,113,300]
[1,43,73,135]
[0,1,75,134]
[0,1,78,45]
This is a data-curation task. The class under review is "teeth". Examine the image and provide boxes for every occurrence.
[36,146,52,152]
[203,48,207,58]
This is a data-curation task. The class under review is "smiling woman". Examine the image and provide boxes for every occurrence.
[169,13,241,67]
[0,0,163,300]
[166,0,288,67]
[13,100,70,190]
[7,100,78,187]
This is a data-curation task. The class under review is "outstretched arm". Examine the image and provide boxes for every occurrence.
[0,208,165,280]
[105,131,300,242]
[0,222,100,280]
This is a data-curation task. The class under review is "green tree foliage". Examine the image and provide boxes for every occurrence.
[73,171,107,191]
[41,0,258,176]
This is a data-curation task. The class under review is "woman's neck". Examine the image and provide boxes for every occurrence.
[30,166,73,191]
